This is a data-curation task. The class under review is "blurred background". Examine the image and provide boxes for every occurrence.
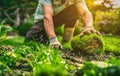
[0,0,120,36]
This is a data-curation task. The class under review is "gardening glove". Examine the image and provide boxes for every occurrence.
[49,37,63,49]
[80,26,101,37]
[62,27,75,42]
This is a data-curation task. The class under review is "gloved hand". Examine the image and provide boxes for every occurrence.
[49,37,63,49]
[80,26,101,37]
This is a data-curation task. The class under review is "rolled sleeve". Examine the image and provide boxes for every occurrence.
[34,0,52,22]
[39,0,52,5]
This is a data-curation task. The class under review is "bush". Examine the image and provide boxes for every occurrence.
[94,9,120,35]
[17,18,33,36]
[94,10,120,35]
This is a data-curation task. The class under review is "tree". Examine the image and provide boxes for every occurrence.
[0,0,37,26]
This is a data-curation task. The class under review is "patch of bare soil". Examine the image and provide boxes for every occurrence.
[0,45,13,51]
[11,59,32,76]
[61,50,119,73]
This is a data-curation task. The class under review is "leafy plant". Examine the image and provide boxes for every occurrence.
[94,10,120,35]
[0,20,12,41]
[16,18,33,36]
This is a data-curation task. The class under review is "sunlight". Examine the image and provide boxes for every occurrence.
[93,0,103,5]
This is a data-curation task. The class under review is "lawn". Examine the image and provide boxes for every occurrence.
[0,35,120,76]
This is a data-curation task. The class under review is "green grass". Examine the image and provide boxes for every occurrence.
[0,35,120,76]
[0,37,72,76]
[103,35,120,55]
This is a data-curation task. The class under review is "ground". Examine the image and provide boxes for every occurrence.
[0,35,120,76]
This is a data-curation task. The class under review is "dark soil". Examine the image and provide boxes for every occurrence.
[1,45,120,76]
[61,49,119,73]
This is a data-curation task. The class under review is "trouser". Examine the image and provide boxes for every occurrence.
[24,4,79,43]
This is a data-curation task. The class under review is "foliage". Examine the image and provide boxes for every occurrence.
[94,9,120,35]
[0,0,120,75]
[0,37,71,76]
[0,0,37,26]
[16,18,33,36]
[73,25,82,36]
[33,64,69,76]
[0,20,12,41]
[55,24,64,36]
[0,34,120,75]
[107,56,120,66]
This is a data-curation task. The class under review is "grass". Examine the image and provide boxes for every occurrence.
[0,35,120,76]
[103,35,120,55]
[0,37,72,76]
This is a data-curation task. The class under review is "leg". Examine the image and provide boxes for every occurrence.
[53,4,79,42]
[24,21,48,43]
[62,27,75,42]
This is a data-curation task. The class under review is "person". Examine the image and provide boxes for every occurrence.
[24,0,100,49]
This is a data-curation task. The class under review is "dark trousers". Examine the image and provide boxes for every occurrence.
[24,4,79,43]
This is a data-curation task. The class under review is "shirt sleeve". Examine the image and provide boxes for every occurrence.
[39,0,52,5]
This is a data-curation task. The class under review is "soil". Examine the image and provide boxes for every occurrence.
[1,45,120,76]
[61,49,119,73]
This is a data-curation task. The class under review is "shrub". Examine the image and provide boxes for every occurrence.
[17,18,33,36]
[94,9,120,35]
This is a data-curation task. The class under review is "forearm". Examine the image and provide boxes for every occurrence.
[42,5,56,38]
[44,15,56,38]
[75,0,93,27]
[82,12,93,27]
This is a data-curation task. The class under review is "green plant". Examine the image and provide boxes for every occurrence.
[73,25,82,36]
[94,10,120,35]
[17,18,33,36]
[55,24,64,36]
[107,56,120,66]
[33,64,69,76]
[0,20,12,41]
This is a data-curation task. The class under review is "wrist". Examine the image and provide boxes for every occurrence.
[49,37,59,43]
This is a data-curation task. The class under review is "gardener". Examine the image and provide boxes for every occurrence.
[24,0,100,49]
